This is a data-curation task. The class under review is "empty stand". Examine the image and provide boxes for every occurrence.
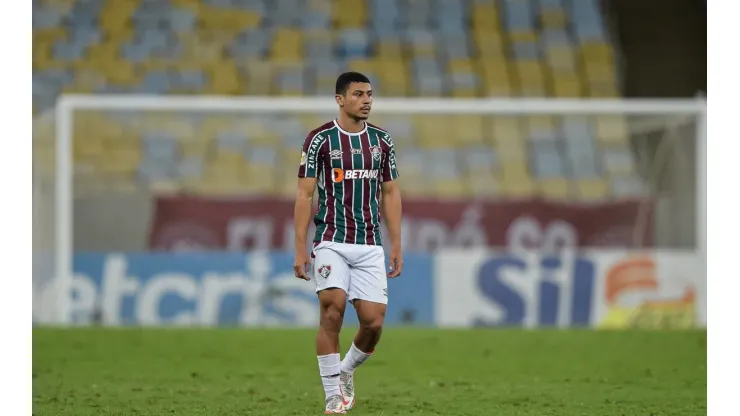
[34,0,637,201]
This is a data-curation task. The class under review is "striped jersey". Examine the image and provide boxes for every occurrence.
[297,119,400,246]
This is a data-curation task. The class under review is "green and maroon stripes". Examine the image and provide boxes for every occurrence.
[297,120,399,247]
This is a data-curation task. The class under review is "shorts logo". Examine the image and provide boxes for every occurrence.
[383,288,388,298]
[300,151,307,166]
[332,168,379,182]
[318,264,332,278]
[330,149,343,160]
[370,146,381,161]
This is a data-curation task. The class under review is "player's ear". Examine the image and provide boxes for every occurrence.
[335,94,344,107]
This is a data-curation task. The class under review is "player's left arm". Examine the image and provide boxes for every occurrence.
[381,137,403,278]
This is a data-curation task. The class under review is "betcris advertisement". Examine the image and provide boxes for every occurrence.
[434,249,707,329]
[33,252,434,327]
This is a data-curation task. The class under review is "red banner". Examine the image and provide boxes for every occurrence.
[148,196,654,252]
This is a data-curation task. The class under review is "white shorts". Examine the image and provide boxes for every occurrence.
[311,241,388,305]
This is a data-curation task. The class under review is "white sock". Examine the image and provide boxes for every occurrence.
[340,343,373,374]
[317,353,342,398]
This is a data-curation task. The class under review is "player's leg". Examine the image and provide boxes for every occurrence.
[340,245,388,409]
[313,243,351,414]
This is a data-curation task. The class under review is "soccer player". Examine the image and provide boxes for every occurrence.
[293,72,403,414]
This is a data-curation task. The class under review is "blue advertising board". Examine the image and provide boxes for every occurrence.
[64,252,434,327]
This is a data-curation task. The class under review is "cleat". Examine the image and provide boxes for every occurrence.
[324,394,346,414]
[340,372,355,410]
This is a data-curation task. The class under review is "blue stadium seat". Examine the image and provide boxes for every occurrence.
[247,147,278,165]
[338,29,371,59]
[178,157,205,180]
[513,42,541,60]
[140,70,172,94]
[53,41,87,61]
[530,141,566,178]
[230,29,270,59]
[504,0,534,32]
[33,7,63,29]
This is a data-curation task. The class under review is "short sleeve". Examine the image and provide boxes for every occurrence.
[298,131,325,178]
[381,134,399,182]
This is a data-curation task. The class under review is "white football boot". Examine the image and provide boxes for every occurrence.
[340,372,355,410]
[324,394,346,414]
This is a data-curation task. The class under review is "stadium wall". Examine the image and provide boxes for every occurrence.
[32,250,705,329]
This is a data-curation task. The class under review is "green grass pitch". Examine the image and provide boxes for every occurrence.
[33,328,706,415]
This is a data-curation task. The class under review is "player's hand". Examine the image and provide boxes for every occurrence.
[387,247,403,278]
[293,251,311,281]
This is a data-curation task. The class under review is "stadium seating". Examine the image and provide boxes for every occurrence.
[33,0,642,201]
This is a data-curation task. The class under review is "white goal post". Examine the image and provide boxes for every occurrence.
[48,94,707,325]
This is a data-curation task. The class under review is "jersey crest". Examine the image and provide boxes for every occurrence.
[318,264,331,278]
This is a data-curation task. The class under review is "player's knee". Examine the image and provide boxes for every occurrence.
[320,306,344,331]
[361,315,384,336]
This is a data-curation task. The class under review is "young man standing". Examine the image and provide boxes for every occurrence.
[293,72,403,414]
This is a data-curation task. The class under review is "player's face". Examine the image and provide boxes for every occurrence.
[336,82,373,120]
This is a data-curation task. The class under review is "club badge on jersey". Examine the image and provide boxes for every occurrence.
[318,265,332,278]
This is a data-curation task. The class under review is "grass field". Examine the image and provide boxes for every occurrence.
[33,328,706,415]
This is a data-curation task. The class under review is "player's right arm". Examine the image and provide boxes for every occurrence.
[293,131,323,280]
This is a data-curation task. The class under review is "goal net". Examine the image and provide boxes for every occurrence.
[33,96,706,325]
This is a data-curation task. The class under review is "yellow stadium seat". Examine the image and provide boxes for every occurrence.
[474,33,506,58]
[74,140,105,163]
[376,41,403,58]
[399,176,430,197]
[100,0,137,30]
[436,179,469,198]
[509,30,538,44]
[332,0,366,28]
[526,115,556,135]
[271,29,303,60]
[545,46,577,73]
[588,83,619,98]
[180,140,210,158]
[538,178,570,200]
[100,148,141,175]
[348,58,377,73]
[580,42,615,64]
[596,116,629,144]
[501,176,535,198]
[472,4,501,28]
[278,175,299,198]
[541,9,567,29]
[199,7,261,32]
[502,161,530,179]
[32,42,54,70]
[469,174,500,197]
[480,61,513,96]
[242,61,273,95]
[454,115,486,145]
[378,62,409,96]
[244,164,276,188]
[552,73,583,97]
[492,117,524,147]
[514,60,546,95]
[576,179,608,200]
[105,26,134,42]
[584,61,616,84]
[209,61,242,95]
[33,27,67,43]
[417,117,451,148]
